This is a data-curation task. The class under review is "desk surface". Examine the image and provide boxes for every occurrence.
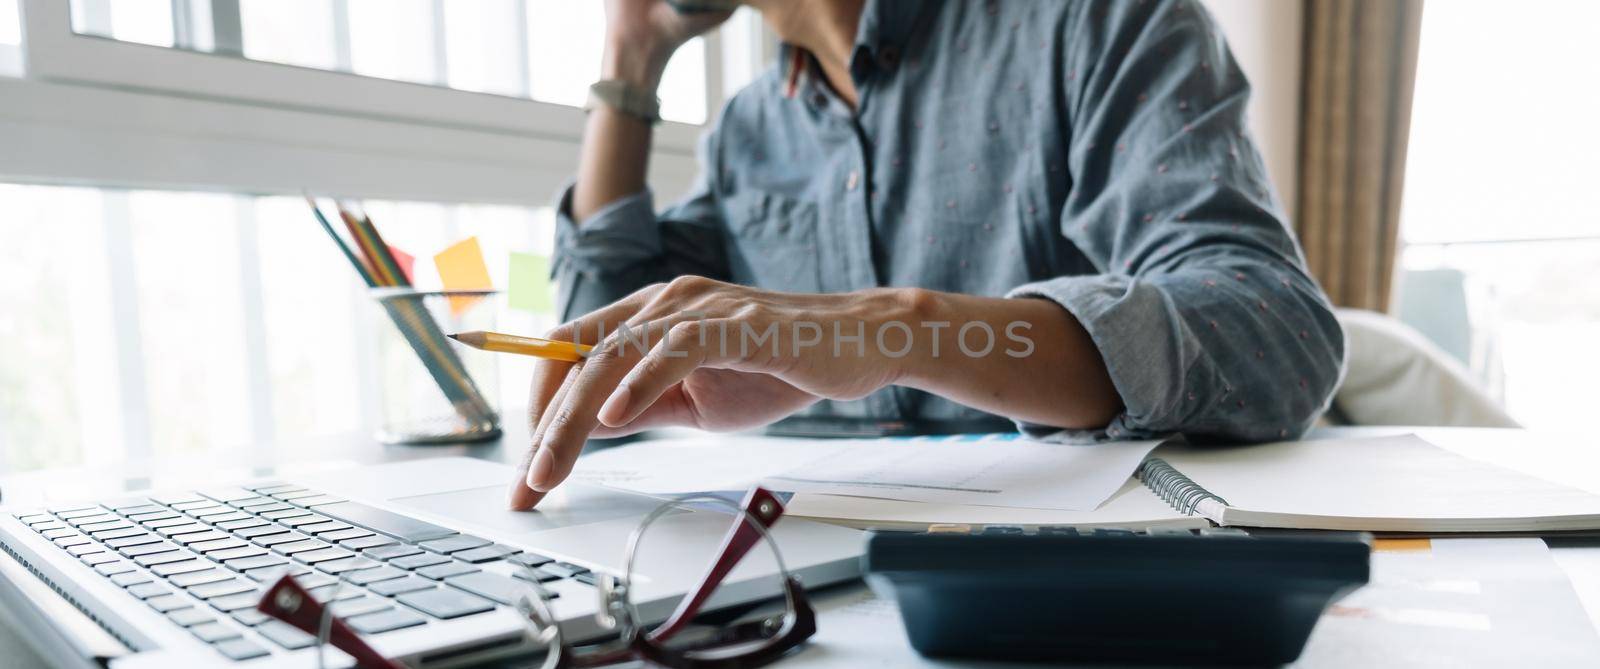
[4,425,1600,667]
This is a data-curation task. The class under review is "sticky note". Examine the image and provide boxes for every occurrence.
[388,244,415,285]
[434,236,493,315]
[508,252,553,313]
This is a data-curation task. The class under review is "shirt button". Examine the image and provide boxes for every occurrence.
[845,171,860,191]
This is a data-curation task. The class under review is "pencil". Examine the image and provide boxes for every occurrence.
[305,195,377,287]
[448,331,592,363]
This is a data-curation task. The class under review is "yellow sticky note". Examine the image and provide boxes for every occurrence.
[434,237,493,316]
[508,252,553,313]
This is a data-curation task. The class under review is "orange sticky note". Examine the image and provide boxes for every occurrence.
[434,237,493,315]
[388,244,416,285]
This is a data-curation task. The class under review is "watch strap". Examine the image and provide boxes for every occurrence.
[587,79,662,125]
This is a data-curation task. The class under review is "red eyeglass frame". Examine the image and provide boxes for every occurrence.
[258,486,815,669]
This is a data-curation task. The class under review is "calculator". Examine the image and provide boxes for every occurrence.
[863,525,1371,665]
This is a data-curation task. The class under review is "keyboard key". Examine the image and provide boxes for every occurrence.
[511,569,562,584]
[208,546,269,561]
[369,575,436,596]
[127,582,172,599]
[79,520,135,534]
[232,524,288,540]
[573,573,600,586]
[213,638,270,660]
[105,533,162,549]
[68,514,120,527]
[445,572,526,606]
[91,527,148,541]
[257,620,317,649]
[296,495,346,507]
[95,561,136,576]
[365,544,423,561]
[225,555,287,571]
[454,545,518,564]
[329,596,392,618]
[190,621,241,643]
[309,583,365,602]
[194,509,247,522]
[297,547,356,564]
[261,508,313,521]
[507,552,555,568]
[109,502,164,514]
[271,489,322,501]
[190,579,258,600]
[157,523,212,537]
[41,527,78,540]
[252,484,303,495]
[393,552,450,570]
[539,562,590,579]
[164,498,213,510]
[80,552,122,567]
[52,507,105,519]
[65,543,103,557]
[134,549,194,566]
[300,521,354,536]
[167,607,216,627]
[340,535,395,551]
[175,531,232,546]
[216,518,269,531]
[255,532,312,548]
[17,513,55,525]
[190,538,248,554]
[53,535,93,548]
[231,497,278,509]
[207,592,263,613]
[231,609,271,626]
[127,511,180,523]
[273,539,331,555]
[171,569,234,588]
[245,502,294,514]
[419,535,491,554]
[154,559,214,577]
[200,487,258,503]
[142,517,195,530]
[145,594,191,613]
[319,529,373,543]
[316,556,379,575]
[280,514,333,528]
[316,501,457,543]
[243,564,311,582]
[399,588,495,619]
[346,609,425,634]
[416,562,479,580]
[111,571,152,587]
[346,565,407,585]
[120,542,179,558]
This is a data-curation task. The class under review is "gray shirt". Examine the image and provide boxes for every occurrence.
[553,0,1345,443]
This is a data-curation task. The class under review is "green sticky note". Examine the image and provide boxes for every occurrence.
[508,252,553,313]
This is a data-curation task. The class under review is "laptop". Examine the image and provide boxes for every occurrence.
[0,456,865,667]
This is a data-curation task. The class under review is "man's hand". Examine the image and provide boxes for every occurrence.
[508,278,917,510]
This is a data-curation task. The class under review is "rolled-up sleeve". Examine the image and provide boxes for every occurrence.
[1013,0,1345,443]
[553,130,731,321]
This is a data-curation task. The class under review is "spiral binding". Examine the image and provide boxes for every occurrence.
[1137,458,1229,514]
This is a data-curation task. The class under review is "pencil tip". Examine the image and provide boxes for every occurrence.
[446,333,460,341]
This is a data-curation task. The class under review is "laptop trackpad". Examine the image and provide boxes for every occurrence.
[389,482,664,536]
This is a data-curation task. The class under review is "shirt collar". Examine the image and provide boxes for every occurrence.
[778,0,926,100]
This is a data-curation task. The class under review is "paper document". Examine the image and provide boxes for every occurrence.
[764,437,1161,511]
[570,434,1161,512]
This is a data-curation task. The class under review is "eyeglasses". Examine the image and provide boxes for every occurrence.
[258,487,815,669]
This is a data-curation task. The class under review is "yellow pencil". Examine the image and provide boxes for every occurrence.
[448,330,592,362]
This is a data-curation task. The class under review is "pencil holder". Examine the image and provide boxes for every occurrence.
[369,288,502,445]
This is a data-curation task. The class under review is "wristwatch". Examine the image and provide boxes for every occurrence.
[587,79,662,125]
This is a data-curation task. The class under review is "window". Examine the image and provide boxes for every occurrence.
[1,0,20,45]
[1398,0,1600,431]
[0,183,560,472]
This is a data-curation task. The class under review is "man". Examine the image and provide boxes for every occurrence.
[509,0,1345,509]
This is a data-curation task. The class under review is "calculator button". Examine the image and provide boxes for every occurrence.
[1037,526,1079,536]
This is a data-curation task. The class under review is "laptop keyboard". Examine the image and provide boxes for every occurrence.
[10,482,593,661]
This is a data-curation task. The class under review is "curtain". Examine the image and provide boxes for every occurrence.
[1295,0,1425,312]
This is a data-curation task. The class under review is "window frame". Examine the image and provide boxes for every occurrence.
[8,0,746,204]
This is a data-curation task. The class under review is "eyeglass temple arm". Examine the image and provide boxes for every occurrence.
[647,487,786,643]
[258,574,406,669]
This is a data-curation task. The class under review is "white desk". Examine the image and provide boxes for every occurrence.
[3,426,1599,667]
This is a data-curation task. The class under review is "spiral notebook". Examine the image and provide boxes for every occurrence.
[1138,434,1600,532]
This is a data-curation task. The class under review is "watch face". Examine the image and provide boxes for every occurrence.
[667,0,741,13]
